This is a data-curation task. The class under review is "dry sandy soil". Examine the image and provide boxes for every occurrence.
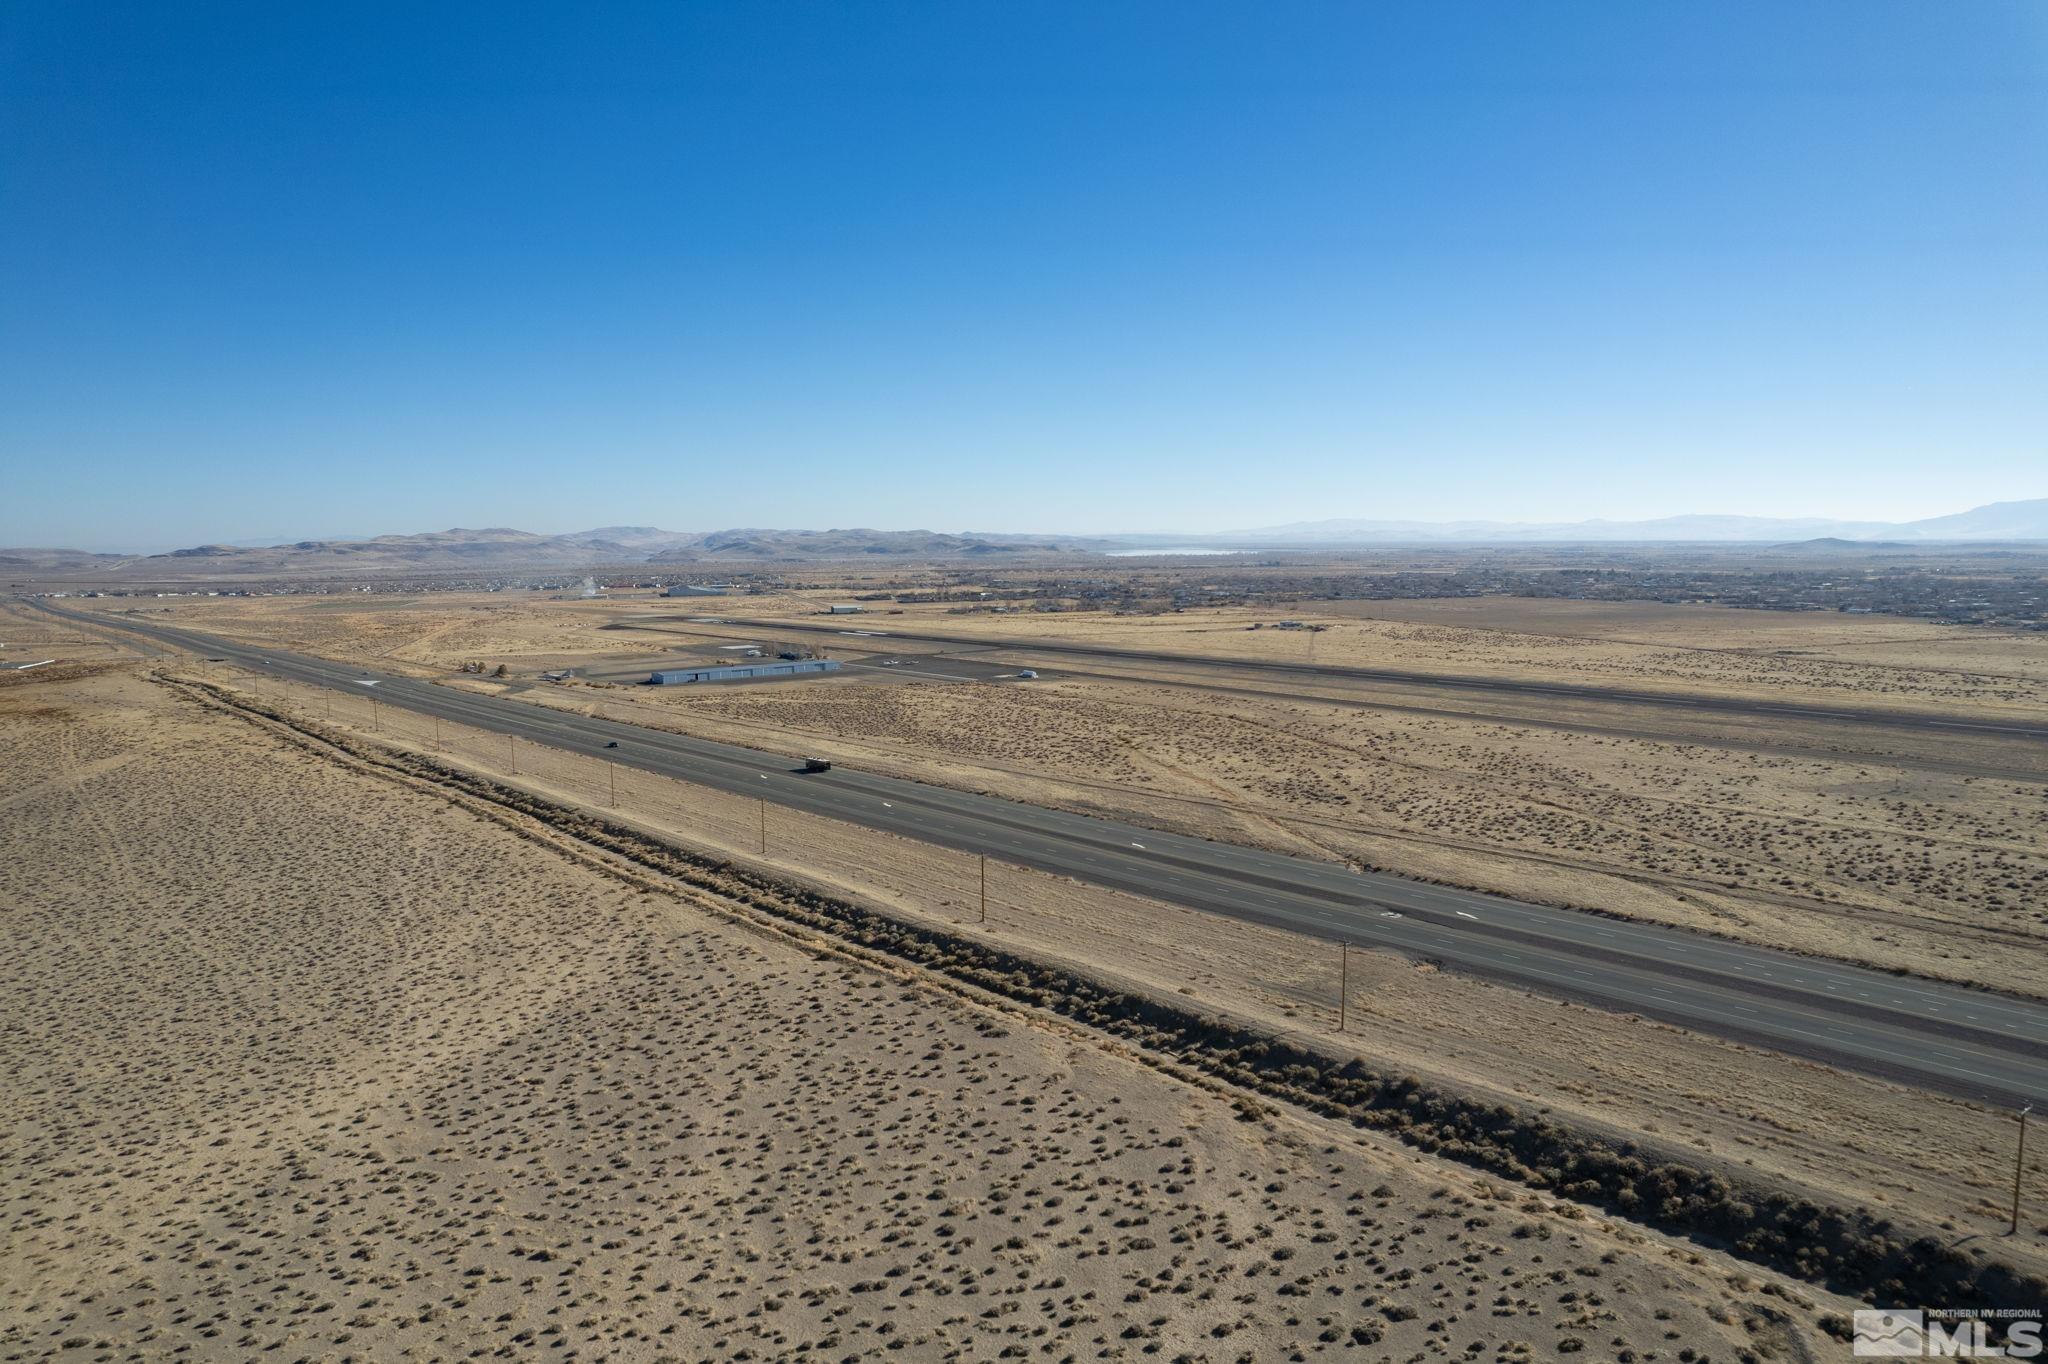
[663,671,2039,987]
[0,599,137,666]
[543,662,2048,1000]
[72,593,649,675]
[721,594,2048,718]
[0,669,1841,1363]
[261,667,2048,1286]
[80,590,2048,715]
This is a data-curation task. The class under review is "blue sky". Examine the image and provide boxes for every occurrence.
[2,3,2043,550]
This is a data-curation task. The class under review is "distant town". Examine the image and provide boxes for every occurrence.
[33,550,2048,630]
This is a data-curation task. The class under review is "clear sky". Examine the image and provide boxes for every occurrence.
[2,2,2043,550]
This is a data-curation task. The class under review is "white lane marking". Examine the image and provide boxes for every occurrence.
[353,679,380,687]
[1455,911,1478,920]
[1130,842,1146,850]
[9,659,54,670]
[106,614,2048,1056]
[882,801,893,808]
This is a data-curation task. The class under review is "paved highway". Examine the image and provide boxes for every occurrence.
[39,600,2048,1107]
[702,615,2048,740]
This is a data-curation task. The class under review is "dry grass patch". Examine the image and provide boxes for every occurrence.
[0,670,1839,1362]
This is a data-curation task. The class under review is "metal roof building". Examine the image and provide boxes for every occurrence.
[649,659,842,685]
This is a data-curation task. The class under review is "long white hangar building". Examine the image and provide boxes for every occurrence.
[649,659,842,685]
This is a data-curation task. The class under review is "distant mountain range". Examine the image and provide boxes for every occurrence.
[0,526,1117,575]
[0,547,135,572]
[646,528,1113,559]
[3,499,2043,576]
[154,526,1092,569]
[1193,498,2048,546]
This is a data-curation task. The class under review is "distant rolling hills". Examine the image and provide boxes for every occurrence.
[0,548,136,572]
[5,499,2042,577]
[1204,498,2048,546]
[3,526,1117,576]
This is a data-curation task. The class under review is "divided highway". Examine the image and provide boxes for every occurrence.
[40,600,2048,1107]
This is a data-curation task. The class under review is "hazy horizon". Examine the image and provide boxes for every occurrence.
[19,489,2048,556]
[15,494,2048,557]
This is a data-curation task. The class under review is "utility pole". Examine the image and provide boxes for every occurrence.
[509,734,516,774]
[1338,940,1349,1032]
[979,854,988,925]
[371,696,380,732]
[434,714,443,749]
[759,798,767,856]
[609,762,618,808]
[2013,1105,2033,1236]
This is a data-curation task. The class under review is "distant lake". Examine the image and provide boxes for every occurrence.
[1105,546,1249,557]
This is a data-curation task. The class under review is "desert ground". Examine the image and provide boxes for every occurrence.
[62,589,2048,995]
[0,665,1845,1362]
[0,598,140,666]
[633,663,2048,995]
[73,585,2048,714]
[32,587,2048,1281]
[721,591,2048,716]
[230,659,2048,1286]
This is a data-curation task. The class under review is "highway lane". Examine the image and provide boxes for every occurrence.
[37,600,2048,1107]
[697,615,2048,740]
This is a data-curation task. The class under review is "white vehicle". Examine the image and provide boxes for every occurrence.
[1015,669,1038,679]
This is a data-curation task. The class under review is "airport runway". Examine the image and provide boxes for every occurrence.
[37,599,2048,1107]
[702,616,2048,740]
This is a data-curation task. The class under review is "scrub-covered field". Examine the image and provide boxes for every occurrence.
[591,660,2048,998]
[75,589,2048,996]
[0,669,1840,1362]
